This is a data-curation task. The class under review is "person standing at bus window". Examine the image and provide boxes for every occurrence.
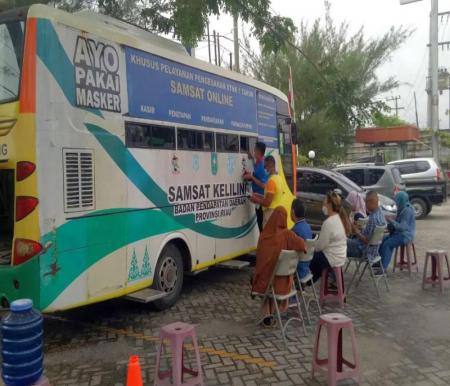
[243,142,268,231]
[250,155,284,228]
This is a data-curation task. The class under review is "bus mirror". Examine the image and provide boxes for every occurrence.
[291,122,298,145]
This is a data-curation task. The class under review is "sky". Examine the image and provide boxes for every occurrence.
[194,0,450,130]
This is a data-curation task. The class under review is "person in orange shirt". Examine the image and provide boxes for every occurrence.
[250,156,284,228]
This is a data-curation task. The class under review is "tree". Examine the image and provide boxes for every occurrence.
[1,0,295,54]
[243,2,412,163]
[371,112,410,128]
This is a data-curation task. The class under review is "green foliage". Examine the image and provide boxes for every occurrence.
[439,130,450,149]
[372,111,409,127]
[244,2,411,163]
[1,0,295,54]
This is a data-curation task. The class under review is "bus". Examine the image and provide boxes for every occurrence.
[0,5,297,312]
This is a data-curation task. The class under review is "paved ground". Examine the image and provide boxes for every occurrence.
[2,202,450,386]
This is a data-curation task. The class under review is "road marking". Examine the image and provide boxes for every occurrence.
[45,315,275,368]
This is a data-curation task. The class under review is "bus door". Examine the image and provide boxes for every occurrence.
[278,117,297,194]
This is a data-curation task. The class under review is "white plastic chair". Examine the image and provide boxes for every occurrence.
[346,225,390,297]
[260,250,307,347]
[294,236,321,323]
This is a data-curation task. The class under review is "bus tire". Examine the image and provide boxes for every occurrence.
[152,243,184,310]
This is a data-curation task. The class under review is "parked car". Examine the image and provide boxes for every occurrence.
[388,158,447,219]
[333,163,405,199]
[296,167,397,232]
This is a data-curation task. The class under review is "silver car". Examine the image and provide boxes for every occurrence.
[333,164,405,199]
[388,157,447,218]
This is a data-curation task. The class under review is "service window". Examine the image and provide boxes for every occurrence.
[216,133,239,152]
[177,129,215,151]
[340,169,365,187]
[126,122,175,149]
[367,169,385,185]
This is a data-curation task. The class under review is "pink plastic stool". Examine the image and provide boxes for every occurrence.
[154,322,203,386]
[393,242,418,276]
[320,267,345,308]
[423,250,450,294]
[312,313,361,386]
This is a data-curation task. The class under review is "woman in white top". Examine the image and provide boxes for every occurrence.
[310,191,348,282]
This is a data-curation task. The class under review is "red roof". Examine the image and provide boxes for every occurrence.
[355,126,420,144]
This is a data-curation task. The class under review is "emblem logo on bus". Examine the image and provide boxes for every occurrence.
[227,155,236,176]
[211,153,218,175]
[192,154,200,172]
[171,154,180,174]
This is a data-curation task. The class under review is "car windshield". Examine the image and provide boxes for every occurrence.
[331,171,364,193]
[0,21,24,104]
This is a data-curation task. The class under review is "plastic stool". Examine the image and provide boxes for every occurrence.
[393,242,418,276]
[320,267,345,308]
[423,250,450,294]
[312,313,361,386]
[154,322,203,386]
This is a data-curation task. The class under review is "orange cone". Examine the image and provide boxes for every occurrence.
[126,355,143,386]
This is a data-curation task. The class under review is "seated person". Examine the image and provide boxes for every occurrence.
[347,191,386,263]
[290,198,313,281]
[380,191,416,270]
[252,206,306,327]
[310,191,348,282]
[346,191,367,223]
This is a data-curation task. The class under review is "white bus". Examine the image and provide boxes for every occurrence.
[0,5,297,311]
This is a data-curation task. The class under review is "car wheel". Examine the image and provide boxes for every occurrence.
[152,243,184,310]
[410,197,428,220]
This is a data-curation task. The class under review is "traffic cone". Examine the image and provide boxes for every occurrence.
[126,355,143,386]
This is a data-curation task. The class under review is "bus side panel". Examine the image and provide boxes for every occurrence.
[35,20,129,310]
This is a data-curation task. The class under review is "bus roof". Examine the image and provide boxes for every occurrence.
[27,4,288,103]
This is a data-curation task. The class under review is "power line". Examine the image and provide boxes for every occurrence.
[386,95,405,117]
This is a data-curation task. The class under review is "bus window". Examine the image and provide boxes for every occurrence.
[177,129,214,151]
[0,21,24,104]
[126,122,175,149]
[216,133,238,153]
[240,136,249,153]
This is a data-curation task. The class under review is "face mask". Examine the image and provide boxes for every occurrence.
[322,206,328,216]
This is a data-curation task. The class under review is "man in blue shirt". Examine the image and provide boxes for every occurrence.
[291,198,313,280]
[347,191,386,264]
[243,142,268,231]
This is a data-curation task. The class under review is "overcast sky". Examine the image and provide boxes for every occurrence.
[195,0,450,130]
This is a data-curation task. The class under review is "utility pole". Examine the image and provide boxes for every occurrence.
[213,30,217,65]
[400,0,440,159]
[207,22,211,64]
[414,91,420,128]
[217,34,221,66]
[386,95,404,117]
[233,13,240,73]
[430,0,440,160]
[229,53,233,70]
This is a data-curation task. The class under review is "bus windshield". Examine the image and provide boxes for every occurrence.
[0,21,24,104]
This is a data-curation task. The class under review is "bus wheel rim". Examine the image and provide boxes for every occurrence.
[159,256,178,292]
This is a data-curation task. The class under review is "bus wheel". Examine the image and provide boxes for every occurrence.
[152,243,184,310]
